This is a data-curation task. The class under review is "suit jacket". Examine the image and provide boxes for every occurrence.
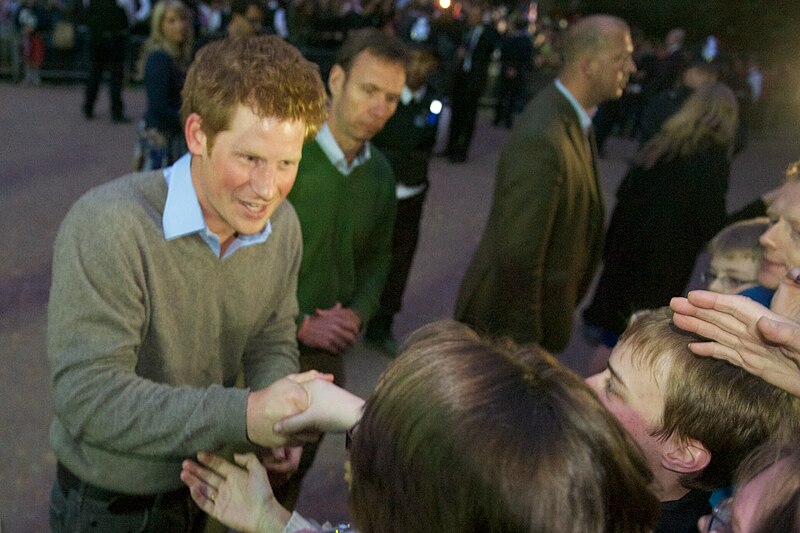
[454,83,604,352]
[453,22,498,94]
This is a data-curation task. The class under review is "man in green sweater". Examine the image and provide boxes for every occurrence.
[274,28,408,508]
[47,36,328,532]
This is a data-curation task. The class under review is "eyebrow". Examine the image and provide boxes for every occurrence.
[607,362,628,393]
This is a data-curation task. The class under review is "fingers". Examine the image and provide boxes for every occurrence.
[757,316,800,355]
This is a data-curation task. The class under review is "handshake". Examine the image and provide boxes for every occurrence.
[244,370,365,449]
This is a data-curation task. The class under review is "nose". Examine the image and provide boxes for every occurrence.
[584,373,604,396]
[759,221,779,250]
[251,165,277,200]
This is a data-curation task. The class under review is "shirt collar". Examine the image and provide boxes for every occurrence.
[554,79,595,135]
[162,152,272,258]
[163,152,206,240]
[315,122,371,175]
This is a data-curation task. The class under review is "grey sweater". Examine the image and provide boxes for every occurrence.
[47,170,301,494]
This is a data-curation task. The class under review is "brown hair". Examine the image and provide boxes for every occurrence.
[348,320,659,533]
[180,36,327,150]
[619,308,800,491]
[334,27,409,77]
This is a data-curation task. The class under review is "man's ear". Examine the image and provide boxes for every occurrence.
[185,113,207,156]
[328,64,345,99]
[661,438,711,474]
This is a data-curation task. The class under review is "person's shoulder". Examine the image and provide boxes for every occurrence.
[64,171,165,235]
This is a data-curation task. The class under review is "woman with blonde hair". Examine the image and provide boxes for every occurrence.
[582,81,739,347]
[135,0,194,170]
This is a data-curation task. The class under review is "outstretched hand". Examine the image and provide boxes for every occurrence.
[670,287,800,397]
[274,378,365,435]
[180,451,291,533]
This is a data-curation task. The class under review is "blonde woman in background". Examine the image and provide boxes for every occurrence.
[135,0,194,170]
[582,81,739,350]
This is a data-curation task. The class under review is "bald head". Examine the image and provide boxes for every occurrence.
[561,15,630,67]
[558,15,635,109]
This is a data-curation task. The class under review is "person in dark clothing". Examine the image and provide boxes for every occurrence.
[364,45,442,354]
[135,0,193,170]
[82,0,131,122]
[443,0,497,163]
[582,82,739,348]
[493,17,533,128]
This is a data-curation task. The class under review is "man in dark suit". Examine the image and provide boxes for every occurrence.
[443,0,497,163]
[454,14,636,353]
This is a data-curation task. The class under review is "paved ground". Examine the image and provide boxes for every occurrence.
[1,81,798,531]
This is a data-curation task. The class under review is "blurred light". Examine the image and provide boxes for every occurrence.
[430,99,443,114]
[440,0,451,10]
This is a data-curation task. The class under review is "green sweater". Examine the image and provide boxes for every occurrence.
[47,170,301,494]
[288,140,396,323]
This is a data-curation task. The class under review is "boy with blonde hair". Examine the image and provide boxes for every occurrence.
[703,217,769,294]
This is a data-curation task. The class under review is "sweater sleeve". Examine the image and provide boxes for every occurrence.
[243,206,302,390]
[47,194,248,459]
[349,160,397,323]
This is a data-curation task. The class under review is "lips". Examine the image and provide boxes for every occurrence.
[239,199,268,218]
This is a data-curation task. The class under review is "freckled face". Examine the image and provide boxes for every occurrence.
[188,105,306,244]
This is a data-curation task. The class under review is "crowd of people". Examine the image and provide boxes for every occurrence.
[20,0,800,532]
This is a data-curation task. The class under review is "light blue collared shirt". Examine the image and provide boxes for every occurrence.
[554,79,595,135]
[314,123,371,175]
[162,153,272,259]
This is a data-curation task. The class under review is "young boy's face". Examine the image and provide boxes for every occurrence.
[707,254,760,295]
[585,342,670,483]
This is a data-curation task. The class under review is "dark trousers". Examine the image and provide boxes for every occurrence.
[494,74,527,127]
[272,345,345,510]
[84,31,128,119]
[369,191,427,334]
[446,88,482,159]
[49,463,206,532]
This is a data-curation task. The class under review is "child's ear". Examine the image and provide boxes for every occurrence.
[661,438,710,474]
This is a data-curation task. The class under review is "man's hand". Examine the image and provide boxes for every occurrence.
[297,302,361,355]
[273,378,364,435]
[245,370,331,448]
[181,452,290,533]
[670,285,800,398]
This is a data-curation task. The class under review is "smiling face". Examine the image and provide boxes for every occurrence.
[327,50,406,160]
[758,181,800,289]
[186,104,306,245]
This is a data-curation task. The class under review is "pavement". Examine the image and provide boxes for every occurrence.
[1,81,798,531]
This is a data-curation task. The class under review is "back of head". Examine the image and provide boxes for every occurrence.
[180,35,327,149]
[707,217,769,261]
[619,308,800,491]
[559,14,629,68]
[639,81,738,168]
[348,320,659,533]
[334,27,410,76]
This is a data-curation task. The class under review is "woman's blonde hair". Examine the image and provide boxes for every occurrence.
[638,81,739,169]
[137,0,194,77]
